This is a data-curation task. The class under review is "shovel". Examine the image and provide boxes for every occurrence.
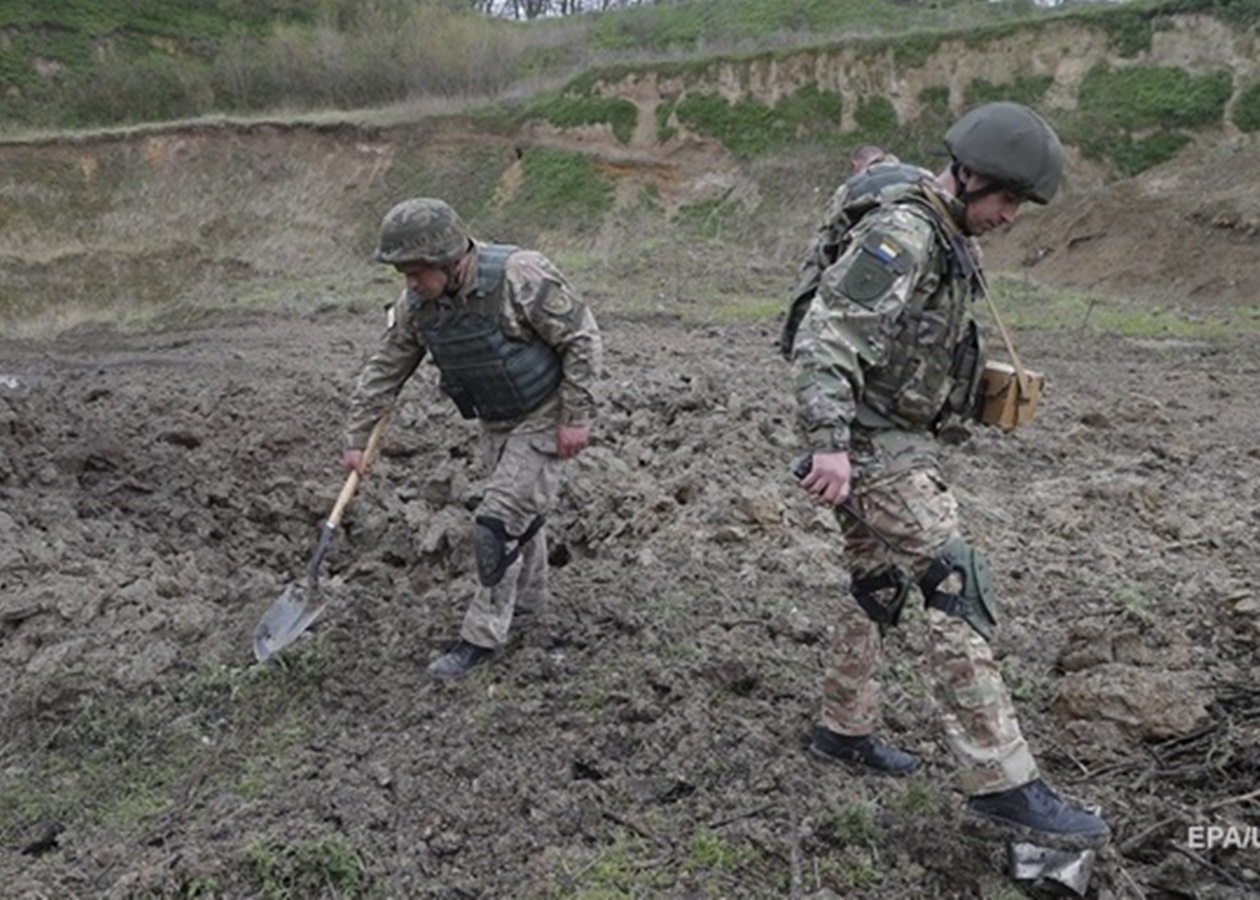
[252,414,391,662]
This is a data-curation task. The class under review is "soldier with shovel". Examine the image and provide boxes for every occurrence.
[342,197,603,678]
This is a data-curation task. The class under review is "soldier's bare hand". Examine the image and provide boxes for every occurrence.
[341,448,368,476]
[556,424,590,459]
[801,450,852,506]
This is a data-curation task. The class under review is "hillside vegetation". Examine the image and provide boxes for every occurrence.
[3,0,1260,337]
[3,0,1071,131]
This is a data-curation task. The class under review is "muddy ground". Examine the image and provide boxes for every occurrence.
[1,273,1258,898]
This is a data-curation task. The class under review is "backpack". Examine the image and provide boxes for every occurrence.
[779,161,934,360]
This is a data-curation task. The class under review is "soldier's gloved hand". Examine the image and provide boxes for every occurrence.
[556,423,590,459]
[801,450,852,506]
[341,448,369,476]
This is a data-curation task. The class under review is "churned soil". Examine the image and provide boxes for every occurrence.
[2,291,1258,897]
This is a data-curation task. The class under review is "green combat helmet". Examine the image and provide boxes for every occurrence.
[375,197,470,265]
[944,101,1064,205]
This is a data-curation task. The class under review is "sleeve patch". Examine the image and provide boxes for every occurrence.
[540,283,575,317]
[839,230,913,306]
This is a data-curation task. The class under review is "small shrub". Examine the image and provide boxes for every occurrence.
[894,780,941,815]
[827,802,880,847]
[838,850,883,890]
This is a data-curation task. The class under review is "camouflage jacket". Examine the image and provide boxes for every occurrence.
[344,242,603,450]
[792,158,931,298]
[782,159,936,359]
[791,179,983,453]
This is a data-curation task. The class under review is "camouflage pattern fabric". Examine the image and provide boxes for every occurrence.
[375,197,467,265]
[461,428,560,647]
[819,464,1039,795]
[797,178,1038,795]
[791,180,976,451]
[344,242,602,449]
[344,240,602,648]
[791,156,925,303]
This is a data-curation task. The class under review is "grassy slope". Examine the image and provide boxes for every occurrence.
[0,0,1071,129]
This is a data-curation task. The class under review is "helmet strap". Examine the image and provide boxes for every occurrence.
[443,242,474,297]
[951,160,1003,206]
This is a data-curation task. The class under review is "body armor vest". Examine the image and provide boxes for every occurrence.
[852,188,985,431]
[417,244,563,421]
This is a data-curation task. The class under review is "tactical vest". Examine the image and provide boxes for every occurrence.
[850,187,984,431]
[417,244,564,422]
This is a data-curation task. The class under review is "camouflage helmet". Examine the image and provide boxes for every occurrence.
[944,102,1064,205]
[374,197,470,266]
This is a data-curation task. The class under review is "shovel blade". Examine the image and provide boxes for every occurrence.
[253,582,326,663]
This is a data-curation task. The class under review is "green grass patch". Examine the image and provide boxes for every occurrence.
[245,832,376,900]
[684,826,752,876]
[985,274,1249,339]
[0,646,339,853]
[1064,63,1232,174]
[670,84,842,159]
[550,834,672,896]
[1099,9,1155,56]
[964,74,1053,109]
[1079,64,1233,131]
[1162,0,1260,28]
[529,92,639,145]
[853,95,898,140]
[892,780,941,816]
[673,195,738,238]
[825,801,880,847]
[1231,80,1260,131]
[1109,130,1192,177]
[586,0,1061,55]
[498,146,614,235]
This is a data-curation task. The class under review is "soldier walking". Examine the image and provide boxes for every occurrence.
[786,103,1110,849]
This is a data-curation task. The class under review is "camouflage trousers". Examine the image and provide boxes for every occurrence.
[820,464,1040,795]
[459,426,561,649]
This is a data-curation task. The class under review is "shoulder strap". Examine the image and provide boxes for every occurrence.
[473,243,519,299]
[841,162,934,213]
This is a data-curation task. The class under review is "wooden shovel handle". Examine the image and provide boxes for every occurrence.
[327,413,391,529]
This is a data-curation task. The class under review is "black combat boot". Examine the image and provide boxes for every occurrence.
[967,779,1110,849]
[427,639,495,679]
[810,725,920,776]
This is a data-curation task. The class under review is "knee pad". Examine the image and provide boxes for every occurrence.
[919,537,997,640]
[851,567,910,633]
[472,515,545,587]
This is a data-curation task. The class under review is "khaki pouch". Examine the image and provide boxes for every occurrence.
[977,360,1043,430]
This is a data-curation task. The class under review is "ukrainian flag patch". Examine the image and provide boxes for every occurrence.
[839,230,913,306]
[869,236,903,264]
